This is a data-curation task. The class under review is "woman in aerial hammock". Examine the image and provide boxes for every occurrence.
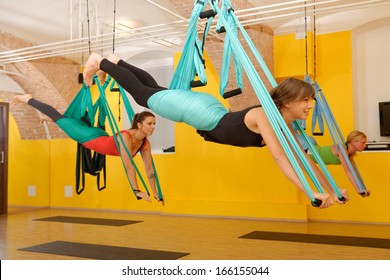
[13,94,163,205]
[299,131,370,197]
[83,52,349,208]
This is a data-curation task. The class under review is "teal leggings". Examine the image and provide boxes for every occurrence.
[27,98,108,143]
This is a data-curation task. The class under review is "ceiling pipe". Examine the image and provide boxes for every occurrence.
[118,22,182,48]
[0,20,186,58]
[0,21,185,63]
[143,0,222,40]
[235,0,342,16]
[235,0,343,19]
[1,31,187,64]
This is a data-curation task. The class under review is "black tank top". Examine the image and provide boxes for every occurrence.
[196,105,266,148]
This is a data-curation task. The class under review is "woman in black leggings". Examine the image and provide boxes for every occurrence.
[82,52,349,208]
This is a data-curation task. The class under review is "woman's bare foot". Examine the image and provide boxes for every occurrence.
[83,53,103,87]
[107,53,120,64]
[97,70,107,85]
[13,94,32,104]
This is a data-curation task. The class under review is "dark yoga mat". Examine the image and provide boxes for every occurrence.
[34,216,142,226]
[239,231,390,249]
[19,241,189,260]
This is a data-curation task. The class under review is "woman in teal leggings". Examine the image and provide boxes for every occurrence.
[13,94,163,204]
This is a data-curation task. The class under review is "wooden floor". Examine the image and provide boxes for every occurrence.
[1,207,390,260]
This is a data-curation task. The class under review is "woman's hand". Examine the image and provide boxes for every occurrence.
[333,188,350,204]
[154,196,165,206]
[313,192,334,208]
[152,190,165,206]
[359,189,371,197]
[135,191,151,202]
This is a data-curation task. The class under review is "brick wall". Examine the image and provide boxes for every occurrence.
[1,31,80,140]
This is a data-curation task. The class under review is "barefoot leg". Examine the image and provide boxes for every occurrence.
[97,70,107,85]
[83,53,103,87]
[13,94,32,104]
[107,53,120,64]
[94,54,120,85]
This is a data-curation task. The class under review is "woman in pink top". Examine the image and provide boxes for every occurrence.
[13,94,163,205]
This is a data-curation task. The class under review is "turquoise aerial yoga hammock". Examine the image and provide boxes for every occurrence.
[169,0,212,91]
[169,0,243,99]
[61,0,163,200]
[170,0,346,206]
[216,2,243,99]
[63,76,164,201]
[63,84,108,194]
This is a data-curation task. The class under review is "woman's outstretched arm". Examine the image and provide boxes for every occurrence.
[118,133,151,203]
[338,150,370,197]
[140,143,164,205]
[245,107,333,208]
[302,149,349,204]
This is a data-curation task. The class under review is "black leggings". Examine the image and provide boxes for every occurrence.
[28,98,64,122]
[100,59,167,108]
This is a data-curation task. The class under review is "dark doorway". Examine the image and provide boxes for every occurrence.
[0,102,9,214]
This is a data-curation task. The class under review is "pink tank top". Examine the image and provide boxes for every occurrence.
[82,130,148,157]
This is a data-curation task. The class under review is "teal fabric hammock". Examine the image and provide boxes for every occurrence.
[171,0,346,205]
[64,77,163,201]
[217,2,243,99]
[64,84,107,194]
[169,1,212,90]
[169,0,243,99]
[301,75,367,193]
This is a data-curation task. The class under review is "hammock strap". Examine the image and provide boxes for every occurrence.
[95,76,151,198]
[218,4,242,97]
[169,0,209,90]
[293,121,344,200]
[312,79,367,192]
[209,0,325,203]
[307,76,325,135]
[63,85,107,194]
[108,75,164,201]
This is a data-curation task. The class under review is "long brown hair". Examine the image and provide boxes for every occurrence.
[270,77,315,110]
[131,111,155,129]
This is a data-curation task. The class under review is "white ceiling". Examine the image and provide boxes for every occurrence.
[1,0,390,65]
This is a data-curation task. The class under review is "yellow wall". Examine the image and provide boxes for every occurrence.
[8,116,50,207]
[7,31,390,223]
[274,32,314,78]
